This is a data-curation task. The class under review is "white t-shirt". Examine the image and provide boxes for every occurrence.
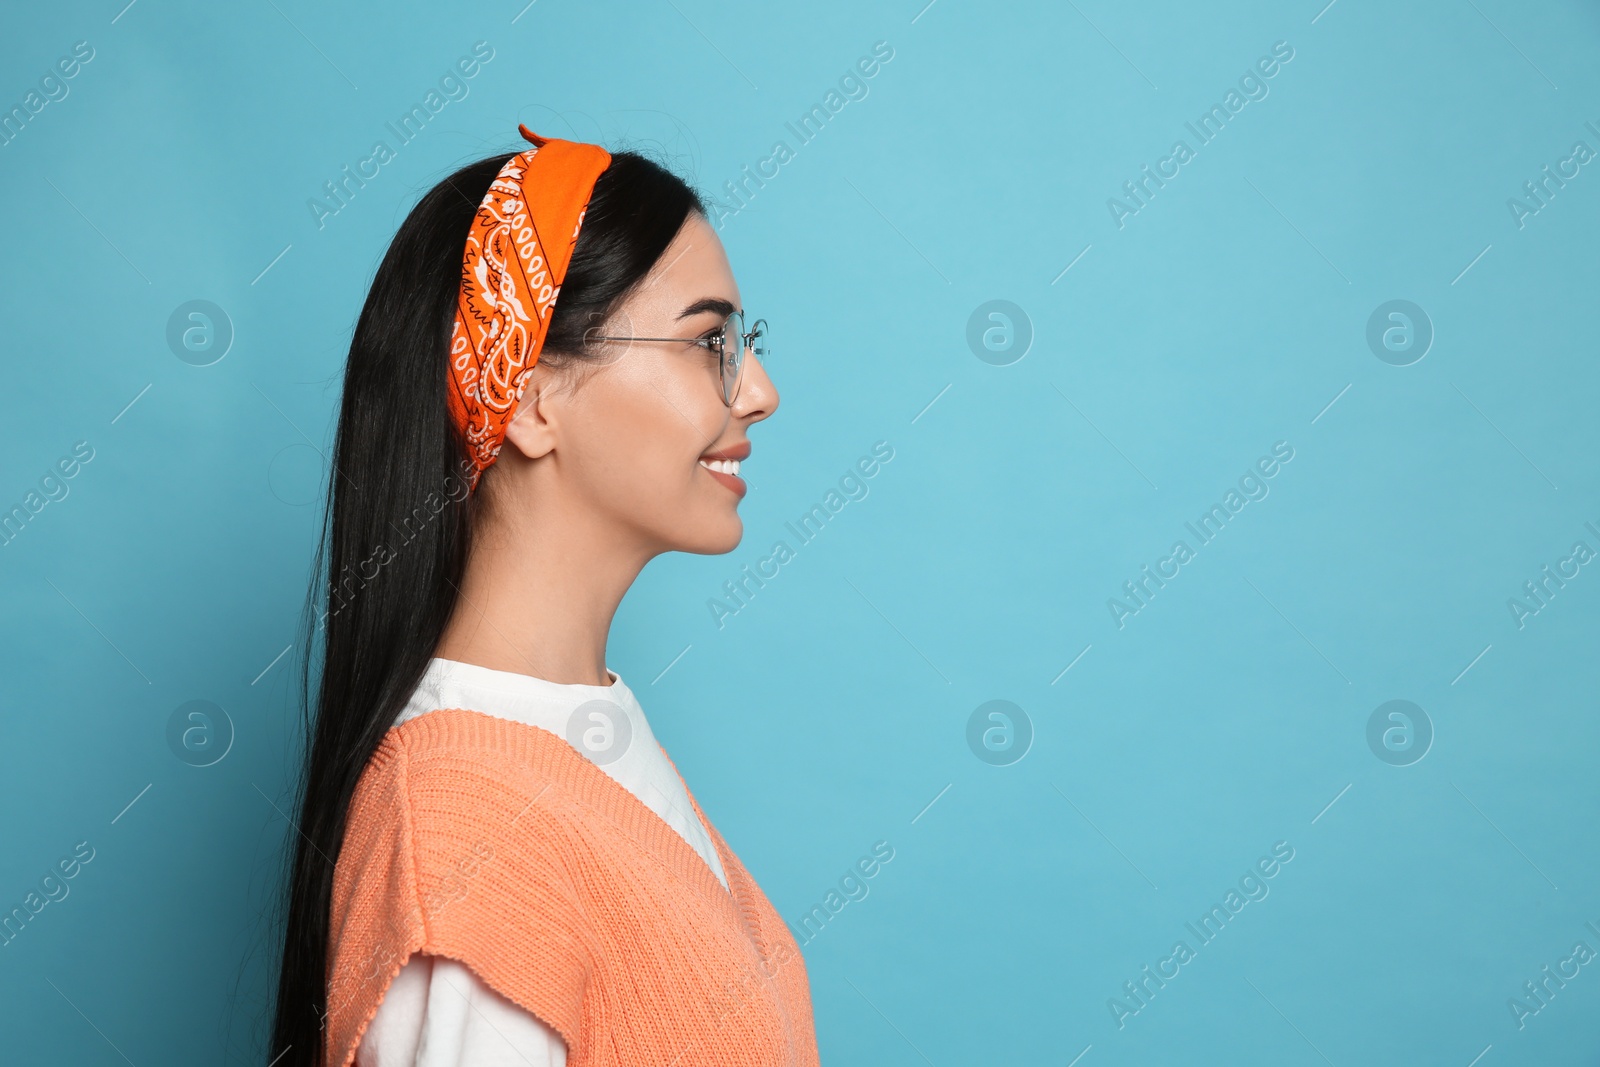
[355,657,729,1067]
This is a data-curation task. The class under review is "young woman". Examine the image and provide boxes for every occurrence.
[267,125,818,1067]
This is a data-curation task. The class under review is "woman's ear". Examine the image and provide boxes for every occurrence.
[499,365,562,461]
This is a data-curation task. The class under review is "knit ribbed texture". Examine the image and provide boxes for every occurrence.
[323,708,819,1067]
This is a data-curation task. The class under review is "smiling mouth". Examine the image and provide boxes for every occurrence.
[697,457,747,498]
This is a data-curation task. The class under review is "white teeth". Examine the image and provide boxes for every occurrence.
[699,458,741,475]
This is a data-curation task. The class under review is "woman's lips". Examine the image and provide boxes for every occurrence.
[698,459,747,498]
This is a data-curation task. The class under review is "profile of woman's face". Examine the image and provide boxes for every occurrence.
[501,211,777,557]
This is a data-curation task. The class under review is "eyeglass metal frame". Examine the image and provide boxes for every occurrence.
[585,310,769,407]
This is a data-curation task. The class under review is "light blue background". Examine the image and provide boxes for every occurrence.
[2,0,1598,1063]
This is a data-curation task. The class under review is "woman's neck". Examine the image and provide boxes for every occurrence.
[433,490,655,687]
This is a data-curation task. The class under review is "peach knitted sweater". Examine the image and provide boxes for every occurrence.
[323,707,819,1067]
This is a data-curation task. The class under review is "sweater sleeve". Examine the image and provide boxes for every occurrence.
[327,725,599,1067]
[356,953,568,1067]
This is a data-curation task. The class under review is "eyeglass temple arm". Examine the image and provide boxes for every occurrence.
[587,330,762,344]
[586,335,713,342]
[587,320,762,345]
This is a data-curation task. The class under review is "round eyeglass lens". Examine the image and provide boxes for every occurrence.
[721,314,771,405]
[721,311,744,403]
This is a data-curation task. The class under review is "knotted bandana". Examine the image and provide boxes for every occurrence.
[447,124,613,489]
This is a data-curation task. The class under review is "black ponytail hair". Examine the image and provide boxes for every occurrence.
[266,143,706,1066]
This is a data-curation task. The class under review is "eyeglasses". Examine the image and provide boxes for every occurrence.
[585,310,770,406]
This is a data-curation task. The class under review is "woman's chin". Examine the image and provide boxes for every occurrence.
[680,513,744,556]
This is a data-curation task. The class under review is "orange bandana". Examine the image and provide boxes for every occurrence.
[447,124,612,488]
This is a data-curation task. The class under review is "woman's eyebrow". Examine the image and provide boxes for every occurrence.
[676,296,738,321]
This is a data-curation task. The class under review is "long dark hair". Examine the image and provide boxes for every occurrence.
[267,142,706,1066]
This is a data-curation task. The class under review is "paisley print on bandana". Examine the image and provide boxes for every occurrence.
[447,125,612,489]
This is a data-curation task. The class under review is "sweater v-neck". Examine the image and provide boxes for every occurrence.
[398,708,764,954]
[399,657,726,891]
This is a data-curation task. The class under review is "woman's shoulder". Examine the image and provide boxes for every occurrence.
[342,707,688,895]
[348,708,599,847]
[330,710,609,971]
[358,706,596,794]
